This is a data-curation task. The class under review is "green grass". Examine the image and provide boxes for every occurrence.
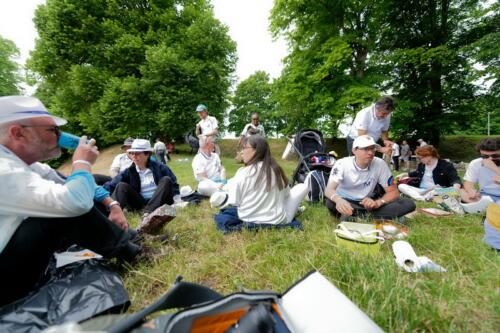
[121,150,499,333]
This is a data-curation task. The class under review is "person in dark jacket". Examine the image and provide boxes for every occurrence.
[398,145,461,201]
[104,139,179,234]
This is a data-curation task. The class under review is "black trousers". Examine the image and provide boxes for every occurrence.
[346,136,355,156]
[0,206,136,307]
[326,197,416,220]
[392,156,400,171]
[112,177,175,214]
[93,174,112,185]
[156,150,167,165]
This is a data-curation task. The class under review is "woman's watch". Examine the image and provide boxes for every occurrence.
[378,198,387,206]
[107,200,121,211]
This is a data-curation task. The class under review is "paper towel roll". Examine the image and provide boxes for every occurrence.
[392,241,421,272]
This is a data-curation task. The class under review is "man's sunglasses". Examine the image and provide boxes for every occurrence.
[480,153,500,159]
[21,125,61,136]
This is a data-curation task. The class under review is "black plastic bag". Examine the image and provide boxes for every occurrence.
[0,259,129,333]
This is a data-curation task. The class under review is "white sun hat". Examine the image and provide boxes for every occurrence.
[210,191,230,209]
[127,139,154,152]
[0,96,67,126]
[180,185,195,198]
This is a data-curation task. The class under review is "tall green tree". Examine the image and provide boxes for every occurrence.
[377,0,491,144]
[27,0,236,143]
[228,71,281,136]
[0,36,20,96]
[270,0,496,143]
[270,0,385,136]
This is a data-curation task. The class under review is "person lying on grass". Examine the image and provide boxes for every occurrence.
[324,135,416,220]
[104,139,179,234]
[213,135,308,233]
[397,145,462,201]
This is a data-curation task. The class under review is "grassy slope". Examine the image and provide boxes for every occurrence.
[59,141,499,332]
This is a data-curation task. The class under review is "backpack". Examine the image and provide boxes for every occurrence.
[307,170,328,203]
[76,271,383,333]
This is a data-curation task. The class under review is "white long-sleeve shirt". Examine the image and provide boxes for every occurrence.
[226,162,288,224]
[0,144,96,254]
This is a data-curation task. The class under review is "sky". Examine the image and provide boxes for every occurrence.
[0,0,288,87]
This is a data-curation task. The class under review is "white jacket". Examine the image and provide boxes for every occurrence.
[0,144,95,254]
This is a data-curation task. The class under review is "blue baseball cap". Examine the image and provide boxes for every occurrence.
[196,104,207,112]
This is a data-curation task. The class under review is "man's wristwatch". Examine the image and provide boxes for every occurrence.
[107,201,121,211]
[378,199,387,206]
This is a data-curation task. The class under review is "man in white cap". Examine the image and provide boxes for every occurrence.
[0,96,142,306]
[192,136,226,196]
[325,135,415,219]
[346,96,395,156]
[195,103,221,155]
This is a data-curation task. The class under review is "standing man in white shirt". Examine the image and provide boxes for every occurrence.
[392,141,400,171]
[0,96,141,306]
[109,137,134,177]
[347,96,395,156]
[325,135,415,219]
[195,104,220,155]
[192,136,226,196]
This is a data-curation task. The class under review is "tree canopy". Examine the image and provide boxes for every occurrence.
[228,71,284,137]
[270,0,498,143]
[0,36,21,96]
[28,0,237,144]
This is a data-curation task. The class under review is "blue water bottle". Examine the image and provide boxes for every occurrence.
[58,132,83,149]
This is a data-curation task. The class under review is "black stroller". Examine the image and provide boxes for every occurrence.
[290,129,336,202]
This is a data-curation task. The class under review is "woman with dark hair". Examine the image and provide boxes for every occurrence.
[213,135,308,233]
[398,145,461,201]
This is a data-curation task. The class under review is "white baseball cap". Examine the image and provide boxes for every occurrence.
[0,96,67,126]
[353,135,380,149]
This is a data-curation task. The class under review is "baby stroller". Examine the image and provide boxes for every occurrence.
[184,130,199,154]
[290,129,336,202]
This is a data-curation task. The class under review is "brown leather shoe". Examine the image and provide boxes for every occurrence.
[137,204,176,234]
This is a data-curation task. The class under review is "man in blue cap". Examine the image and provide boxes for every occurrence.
[0,96,143,306]
[195,103,221,155]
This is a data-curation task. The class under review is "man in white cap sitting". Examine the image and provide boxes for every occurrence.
[104,139,179,234]
[0,96,142,306]
[192,136,226,196]
[195,103,220,155]
[325,135,416,219]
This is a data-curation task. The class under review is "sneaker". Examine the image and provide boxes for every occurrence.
[137,204,176,234]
